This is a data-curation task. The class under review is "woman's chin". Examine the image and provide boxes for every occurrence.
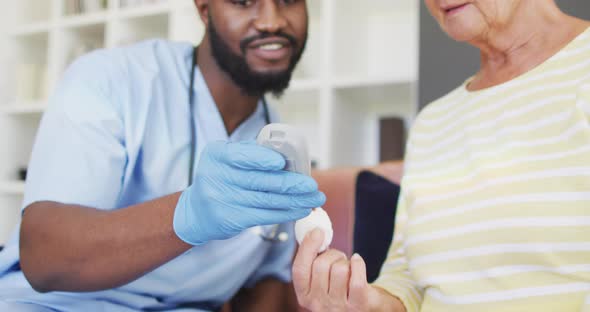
[446,30,478,42]
[443,21,483,43]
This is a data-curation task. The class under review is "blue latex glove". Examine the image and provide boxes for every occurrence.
[173,140,326,245]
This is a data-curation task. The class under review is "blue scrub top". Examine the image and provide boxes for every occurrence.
[0,40,294,311]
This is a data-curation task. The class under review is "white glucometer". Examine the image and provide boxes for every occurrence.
[257,123,333,252]
[257,123,311,176]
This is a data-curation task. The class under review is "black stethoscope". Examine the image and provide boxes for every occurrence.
[187,46,271,186]
[187,46,287,243]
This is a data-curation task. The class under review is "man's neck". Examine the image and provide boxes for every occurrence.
[196,39,260,136]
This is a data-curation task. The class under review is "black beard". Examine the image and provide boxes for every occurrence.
[208,16,307,98]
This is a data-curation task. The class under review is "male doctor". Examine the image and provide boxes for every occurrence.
[0,0,324,311]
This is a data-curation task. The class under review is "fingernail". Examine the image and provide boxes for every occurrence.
[311,228,323,240]
[352,253,361,260]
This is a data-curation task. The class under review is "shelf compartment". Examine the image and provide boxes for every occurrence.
[55,22,106,76]
[330,83,414,167]
[119,0,167,9]
[291,0,323,81]
[110,12,169,47]
[0,114,40,196]
[61,12,108,29]
[8,33,50,104]
[332,0,418,81]
[11,1,54,27]
[270,89,322,167]
[168,5,204,44]
[0,194,23,245]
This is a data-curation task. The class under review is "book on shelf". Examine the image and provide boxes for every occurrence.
[379,117,406,162]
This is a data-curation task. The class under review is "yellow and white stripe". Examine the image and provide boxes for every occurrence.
[374,28,590,312]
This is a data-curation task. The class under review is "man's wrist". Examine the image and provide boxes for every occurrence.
[172,190,204,246]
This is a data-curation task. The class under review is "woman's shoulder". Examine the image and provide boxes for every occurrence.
[414,82,469,124]
[402,83,470,158]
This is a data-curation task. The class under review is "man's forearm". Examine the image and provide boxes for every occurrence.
[19,193,191,293]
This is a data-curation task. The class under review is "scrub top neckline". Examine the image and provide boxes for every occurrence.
[192,66,266,141]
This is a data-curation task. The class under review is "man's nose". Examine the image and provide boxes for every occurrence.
[253,1,288,34]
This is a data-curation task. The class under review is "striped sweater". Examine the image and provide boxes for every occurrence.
[374,28,590,311]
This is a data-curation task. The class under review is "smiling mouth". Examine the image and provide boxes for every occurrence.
[247,39,293,63]
[257,43,287,51]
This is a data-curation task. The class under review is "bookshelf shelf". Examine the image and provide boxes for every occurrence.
[0,180,25,196]
[116,2,170,19]
[10,22,53,38]
[60,12,109,29]
[331,76,414,90]
[0,102,46,115]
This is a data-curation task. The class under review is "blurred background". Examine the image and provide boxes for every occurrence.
[0,0,588,244]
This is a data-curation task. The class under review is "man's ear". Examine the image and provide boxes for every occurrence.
[194,0,210,27]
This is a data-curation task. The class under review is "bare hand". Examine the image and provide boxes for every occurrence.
[292,228,377,311]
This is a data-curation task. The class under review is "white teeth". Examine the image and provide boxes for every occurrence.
[259,43,283,51]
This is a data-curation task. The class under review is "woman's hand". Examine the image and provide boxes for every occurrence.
[292,229,407,311]
[292,228,385,311]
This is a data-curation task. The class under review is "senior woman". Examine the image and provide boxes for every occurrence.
[292,0,590,311]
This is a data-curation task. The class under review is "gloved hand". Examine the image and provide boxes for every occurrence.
[173,140,326,245]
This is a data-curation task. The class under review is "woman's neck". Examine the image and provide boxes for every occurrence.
[468,1,589,91]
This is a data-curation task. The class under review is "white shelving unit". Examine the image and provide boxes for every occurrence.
[0,0,419,244]
[0,180,26,195]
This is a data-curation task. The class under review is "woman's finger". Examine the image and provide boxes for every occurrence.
[348,253,369,306]
[310,249,347,296]
[293,229,325,299]
[328,258,351,302]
